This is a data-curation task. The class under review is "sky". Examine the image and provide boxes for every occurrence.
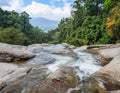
[0,0,74,20]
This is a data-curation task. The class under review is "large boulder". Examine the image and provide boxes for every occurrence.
[82,53,120,93]
[0,65,48,93]
[1,67,79,93]
[98,47,120,65]
[37,67,79,93]
[0,63,31,91]
[0,43,35,62]
[86,44,120,65]
[81,44,120,92]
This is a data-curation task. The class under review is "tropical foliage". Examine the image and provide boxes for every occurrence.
[0,0,120,46]
[0,8,48,45]
[48,0,120,46]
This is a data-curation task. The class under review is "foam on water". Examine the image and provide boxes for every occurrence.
[46,48,102,93]
[66,87,80,93]
[46,54,74,73]
[47,48,101,78]
[67,49,102,93]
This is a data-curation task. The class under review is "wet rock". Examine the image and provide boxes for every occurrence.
[51,48,78,58]
[37,67,79,93]
[82,77,108,93]
[0,81,7,90]
[27,52,55,65]
[69,45,76,49]
[65,52,78,58]
[49,44,71,55]
[62,43,70,48]
[0,43,35,62]
[28,44,67,53]
[51,48,67,54]
[62,43,75,49]
[51,44,77,58]
[28,43,76,57]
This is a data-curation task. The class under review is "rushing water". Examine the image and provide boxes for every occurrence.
[67,48,102,93]
[46,48,102,93]
[46,48,101,79]
[27,45,102,93]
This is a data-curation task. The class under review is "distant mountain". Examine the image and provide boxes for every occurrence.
[30,17,59,32]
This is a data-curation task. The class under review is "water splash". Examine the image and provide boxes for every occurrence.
[46,54,74,73]
[27,45,102,93]
[46,48,102,93]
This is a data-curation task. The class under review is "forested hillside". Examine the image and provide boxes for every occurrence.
[0,8,48,45]
[0,0,120,46]
[48,0,120,46]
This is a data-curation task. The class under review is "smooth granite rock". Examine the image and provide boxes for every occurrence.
[0,43,35,62]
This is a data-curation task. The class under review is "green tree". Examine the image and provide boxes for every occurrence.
[20,11,32,34]
[47,28,60,44]
[0,28,24,45]
[28,27,48,44]
[58,18,72,43]
[0,8,50,45]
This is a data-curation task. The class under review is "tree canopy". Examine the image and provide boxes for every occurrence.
[0,0,120,46]
[0,8,48,45]
[48,0,120,46]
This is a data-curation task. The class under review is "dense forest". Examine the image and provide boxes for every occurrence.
[0,0,120,46]
[48,0,120,46]
[0,8,48,45]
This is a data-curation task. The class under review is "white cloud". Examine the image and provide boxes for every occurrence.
[1,0,24,12]
[0,0,72,21]
[52,0,68,2]
[23,1,71,20]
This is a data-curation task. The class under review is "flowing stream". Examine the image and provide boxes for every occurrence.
[46,48,102,93]
[46,48,101,78]
[27,45,102,93]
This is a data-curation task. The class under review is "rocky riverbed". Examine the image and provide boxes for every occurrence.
[83,44,120,93]
[0,43,120,93]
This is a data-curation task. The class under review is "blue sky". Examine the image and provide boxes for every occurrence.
[0,0,74,20]
[24,0,74,7]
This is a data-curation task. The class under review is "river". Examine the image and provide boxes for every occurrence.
[27,44,102,93]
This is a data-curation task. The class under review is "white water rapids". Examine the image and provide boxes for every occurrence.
[47,48,101,79]
[27,45,102,93]
[46,48,102,93]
